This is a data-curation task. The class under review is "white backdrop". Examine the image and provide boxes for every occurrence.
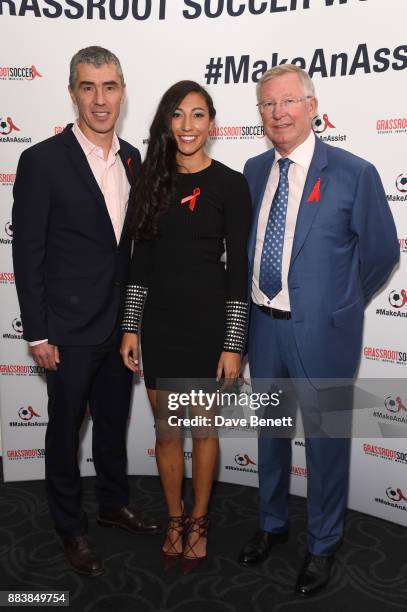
[1,0,407,527]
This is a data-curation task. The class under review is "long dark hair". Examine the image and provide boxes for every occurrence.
[127,80,216,240]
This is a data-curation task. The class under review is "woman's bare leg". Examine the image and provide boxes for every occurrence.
[148,388,184,553]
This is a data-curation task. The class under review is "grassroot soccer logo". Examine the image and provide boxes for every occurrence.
[400,238,407,254]
[0,363,44,376]
[0,172,15,187]
[0,65,42,81]
[290,465,307,477]
[0,272,15,284]
[6,448,45,460]
[363,443,407,465]
[209,124,264,141]
[376,117,407,135]
[363,345,407,367]
[312,112,347,143]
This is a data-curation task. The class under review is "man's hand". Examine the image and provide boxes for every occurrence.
[30,342,60,371]
[216,351,241,386]
[120,332,140,373]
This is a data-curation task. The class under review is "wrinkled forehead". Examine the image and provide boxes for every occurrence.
[73,62,122,86]
[260,73,305,99]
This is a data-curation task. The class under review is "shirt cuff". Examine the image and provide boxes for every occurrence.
[29,339,48,347]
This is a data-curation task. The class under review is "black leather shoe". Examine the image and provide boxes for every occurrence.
[63,535,104,577]
[238,529,289,566]
[97,505,162,535]
[295,553,334,596]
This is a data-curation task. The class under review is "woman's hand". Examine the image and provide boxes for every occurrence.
[120,332,140,373]
[216,351,241,385]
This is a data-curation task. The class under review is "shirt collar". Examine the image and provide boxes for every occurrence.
[72,122,120,158]
[273,130,315,170]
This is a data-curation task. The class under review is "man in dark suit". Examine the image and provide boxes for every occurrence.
[12,46,159,577]
[238,64,399,595]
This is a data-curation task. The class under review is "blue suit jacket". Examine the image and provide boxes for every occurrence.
[245,135,399,380]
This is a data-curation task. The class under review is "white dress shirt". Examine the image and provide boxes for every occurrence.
[252,131,316,311]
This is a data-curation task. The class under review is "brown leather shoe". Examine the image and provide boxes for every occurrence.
[97,505,162,535]
[63,535,104,577]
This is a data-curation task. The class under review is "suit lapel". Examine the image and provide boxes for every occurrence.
[247,150,275,271]
[117,144,136,247]
[61,125,106,207]
[118,145,135,186]
[62,125,129,248]
[290,136,328,267]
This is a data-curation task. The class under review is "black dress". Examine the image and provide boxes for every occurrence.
[122,160,251,390]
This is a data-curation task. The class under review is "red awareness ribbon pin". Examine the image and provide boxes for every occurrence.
[126,157,134,176]
[307,178,321,203]
[181,187,201,211]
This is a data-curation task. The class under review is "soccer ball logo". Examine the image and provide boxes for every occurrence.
[12,316,23,333]
[0,118,8,134]
[18,406,40,420]
[386,487,399,501]
[18,406,32,420]
[388,289,407,309]
[312,113,335,134]
[235,453,247,466]
[386,486,407,502]
[396,173,407,193]
[312,115,325,133]
[5,222,13,237]
[235,453,256,466]
[384,396,398,413]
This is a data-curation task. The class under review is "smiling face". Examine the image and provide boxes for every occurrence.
[259,72,317,156]
[171,92,214,166]
[68,62,125,142]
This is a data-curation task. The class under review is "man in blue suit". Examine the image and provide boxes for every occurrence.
[238,64,399,595]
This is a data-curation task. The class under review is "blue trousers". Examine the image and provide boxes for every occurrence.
[248,304,351,555]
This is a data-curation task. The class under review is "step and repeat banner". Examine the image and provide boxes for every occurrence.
[1,0,406,526]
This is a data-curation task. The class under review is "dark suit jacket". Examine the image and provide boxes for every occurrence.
[12,124,141,345]
[245,135,399,381]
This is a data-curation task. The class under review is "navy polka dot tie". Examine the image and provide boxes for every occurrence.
[259,157,293,300]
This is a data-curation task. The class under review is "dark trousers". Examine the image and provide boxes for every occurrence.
[45,328,132,536]
[248,305,352,556]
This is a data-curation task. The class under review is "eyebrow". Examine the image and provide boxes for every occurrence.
[78,80,120,87]
[175,106,207,111]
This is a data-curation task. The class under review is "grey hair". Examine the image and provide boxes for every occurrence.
[69,46,124,88]
[256,64,315,101]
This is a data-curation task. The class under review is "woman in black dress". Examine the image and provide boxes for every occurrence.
[121,81,251,571]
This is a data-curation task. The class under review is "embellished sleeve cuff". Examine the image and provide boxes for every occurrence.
[223,300,248,353]
[122,285,148,333]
